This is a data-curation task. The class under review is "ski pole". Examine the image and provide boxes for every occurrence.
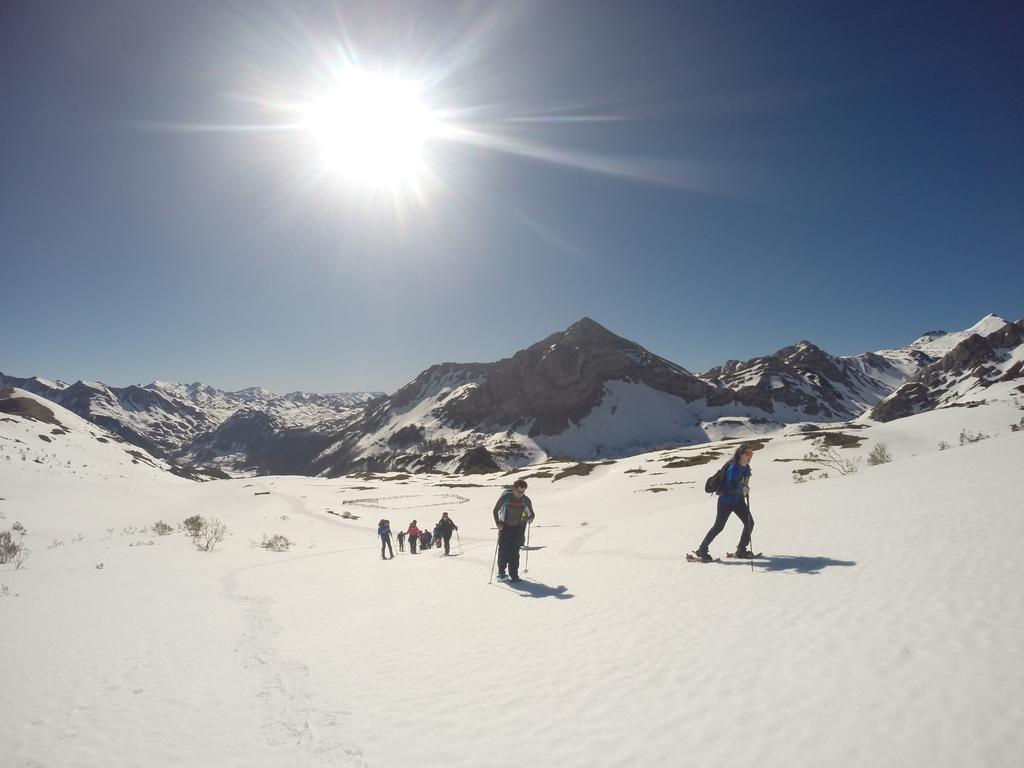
[488,532,500,584]
[747,497,753,572]
[524,522,532,574]
[456,529,463,555]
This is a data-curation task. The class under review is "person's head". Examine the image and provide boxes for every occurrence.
[441,512,449,519]
[734,443,754,465]
[513,479,528,496]
[411,519,417,526]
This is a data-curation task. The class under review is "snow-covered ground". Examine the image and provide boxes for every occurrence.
[2,393,1023,766]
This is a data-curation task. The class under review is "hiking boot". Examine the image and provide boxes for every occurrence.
[694,549,712,563]
[733,548,754,559]
[497,571,507,580]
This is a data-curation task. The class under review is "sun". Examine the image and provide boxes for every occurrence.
[299,71,440,189]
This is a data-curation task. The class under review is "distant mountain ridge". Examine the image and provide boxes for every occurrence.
[3,312,1021,477]
[0,373,382,466]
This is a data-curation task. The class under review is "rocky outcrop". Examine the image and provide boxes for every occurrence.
[872,319,1024,422]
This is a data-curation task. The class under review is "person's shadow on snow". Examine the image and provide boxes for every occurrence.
[725,555,856,575]
[505,580,574,599]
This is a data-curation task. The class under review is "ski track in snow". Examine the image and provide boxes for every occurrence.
[223,545,371,766]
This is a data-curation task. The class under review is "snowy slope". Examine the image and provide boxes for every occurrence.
[2,398,1023,767]
[0,387,182,482]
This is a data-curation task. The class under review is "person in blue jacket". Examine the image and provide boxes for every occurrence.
[695,444,754,561]
[378,518,394,560]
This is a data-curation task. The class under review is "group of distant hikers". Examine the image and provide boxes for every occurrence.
[370,444,756,576]
[372,479,537,581]
[379,511,463,557]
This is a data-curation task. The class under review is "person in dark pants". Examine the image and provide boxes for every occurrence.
[696,444,754,561]
[435,512,458,555]
[492,479,536,582]
[407,520,420,554]
[396,530,406,552]
[378,518,394,560]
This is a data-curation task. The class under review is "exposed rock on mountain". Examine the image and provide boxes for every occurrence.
[872,317,1024,422]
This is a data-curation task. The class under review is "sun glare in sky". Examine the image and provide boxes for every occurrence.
[299,71,441,189]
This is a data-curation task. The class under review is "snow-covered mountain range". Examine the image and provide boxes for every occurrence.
[3,313,1021,477]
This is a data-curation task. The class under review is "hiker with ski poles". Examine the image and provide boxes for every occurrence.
[491,479,535,582]
[435,512,459,556]
[378,518,394,560]
[692,443,755,562]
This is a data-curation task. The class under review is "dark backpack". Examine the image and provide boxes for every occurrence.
[704,461,732,495]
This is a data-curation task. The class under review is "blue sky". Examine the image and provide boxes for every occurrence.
[2,0,1021,394]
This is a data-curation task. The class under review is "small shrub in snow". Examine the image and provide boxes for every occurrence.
[959,428,989,446]
[13,545,30,570]
[866,443,893,466]
[151,520,173,536]
[280,515,290,521]
[129,540,155,547]
[580,520,589,527]
[801,446,861,476]
[71,533,84,544]
[194,517,228,552]
[48,539,64,550]
[0,531,21,564]
[938,441,952,451]
[12,521,25,535]
[183,515,204,539]
[259,534,293,552]
[1011,417,1024,432]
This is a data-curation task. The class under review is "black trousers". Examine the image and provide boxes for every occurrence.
[442,533,453,554]
[700,499,754,552]
[380,535,393,558]
[409,536,418,554]
[498,527,522,577]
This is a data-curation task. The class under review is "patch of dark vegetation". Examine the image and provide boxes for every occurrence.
[663,451,722,469]
[799,431,864,449]
[254,491,271,496]
[520,470,554,480]
[552,463,599,481]
[792,467,819,477]
[380,474,412,481]
[38,434,52,443]
[624,468,646,475]
[95,437,109,443]
[347,471,385,481]
[168,464,232,481]
[435,482,489,488]
[125,449,161,468]
[938,400,987,410]
[641,487,668,493]
[51,428,66,435]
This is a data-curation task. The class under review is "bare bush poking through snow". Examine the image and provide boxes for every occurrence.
[960,428,990,446]
[194,517,228,552]
[867,443,893,466]
[259,534,293,552]
[182,515,204,539]
[13,545,30,570]
[801,445,861,476]
[151,520,173,536]
[938,441,952,451]
[0,530,21,564]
